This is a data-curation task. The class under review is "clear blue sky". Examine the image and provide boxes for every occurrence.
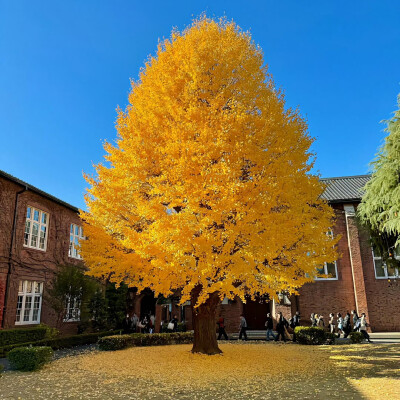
[1,1,399,210]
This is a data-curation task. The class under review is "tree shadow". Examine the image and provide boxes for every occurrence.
[329,343,400,380]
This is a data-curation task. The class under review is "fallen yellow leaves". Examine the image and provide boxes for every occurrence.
[0,343,399,399]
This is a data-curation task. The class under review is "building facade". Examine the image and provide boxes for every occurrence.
[1,171,399,334]
[133,175,400,333]
[0,170,84,333]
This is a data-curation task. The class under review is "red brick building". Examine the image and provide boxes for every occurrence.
[142,175,400,334]
[1,171,399,334]
[0,170,84,333]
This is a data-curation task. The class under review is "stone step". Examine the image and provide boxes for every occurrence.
[230,330,274,339]
[369,332,400,339]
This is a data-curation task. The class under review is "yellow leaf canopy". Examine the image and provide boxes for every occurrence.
[81,17,337,306]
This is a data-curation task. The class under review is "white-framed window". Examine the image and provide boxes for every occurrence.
[315,262,338,280]
[69,224,84,259]
[63,294,81,322]
[24,206,49,251]
[372,245,400,279]
[315,229,338,280]
[15,280,43,325]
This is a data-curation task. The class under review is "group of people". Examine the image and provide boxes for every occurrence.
[122,313,180,334]
[216,311,301,342]
[216,309,372,343]
[122,313,156,334]
[312,310,372,342]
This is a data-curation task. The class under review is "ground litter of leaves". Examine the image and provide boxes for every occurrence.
[0,342,399,399]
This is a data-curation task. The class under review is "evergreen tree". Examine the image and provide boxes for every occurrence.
[358,95,400,246]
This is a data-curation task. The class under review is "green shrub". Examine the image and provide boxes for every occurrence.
[98,335,133,351]
[99,332,194,351]
[0,330,118,357]
[324,332,336,345]
[160,323,187,333]
[8,346,53,371]
[294,327,326,345]
[177,322,187,332]
[0,325,50,347]
[349,331,364,344]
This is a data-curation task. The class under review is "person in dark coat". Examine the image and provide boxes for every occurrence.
[351,310,360,331]
[343,312,351,338]
[265,313,276,341]
[171,315,179,332]
[290,311,301,342]
[275,312,288,342]
[122,314,132,333]
[217,317,229,340]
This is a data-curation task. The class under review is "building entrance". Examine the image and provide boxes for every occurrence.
[243,297,271,330]
[140,292,156,317]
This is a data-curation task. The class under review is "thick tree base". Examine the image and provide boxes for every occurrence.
[191,289,222,355]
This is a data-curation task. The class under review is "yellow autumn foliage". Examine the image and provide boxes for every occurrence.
[80,17,338,306]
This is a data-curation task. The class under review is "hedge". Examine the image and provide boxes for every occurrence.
[99,332,194,351]
[0,325,50,347]
[294,327,327,345]
[0,330,118,358]
[349,331,364,344]
[8,346,53,371]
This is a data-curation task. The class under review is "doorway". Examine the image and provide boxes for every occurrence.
[243,297,271,330]
[140,292,156,317]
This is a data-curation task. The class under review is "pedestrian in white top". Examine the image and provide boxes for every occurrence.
[359,313,372,343]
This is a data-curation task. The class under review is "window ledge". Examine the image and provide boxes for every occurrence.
[375,276,399,280]
[315,277,339,281]
[23,244,47,252]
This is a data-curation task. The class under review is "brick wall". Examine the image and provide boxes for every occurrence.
[297,205,356,324]
[216,298,243,334]
[0,176,84,333]
[359,225,400,331]
[0,273,6,326]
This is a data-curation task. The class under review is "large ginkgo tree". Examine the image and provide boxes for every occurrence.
[81,17,337,354]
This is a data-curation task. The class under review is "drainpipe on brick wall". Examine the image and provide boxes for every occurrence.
[344,205,359,312]
[344,204,370,319]
[1,186,27,328]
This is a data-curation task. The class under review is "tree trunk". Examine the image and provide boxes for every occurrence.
[191,288,222,355]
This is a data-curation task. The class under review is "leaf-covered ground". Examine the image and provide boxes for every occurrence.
[1,342,399,399]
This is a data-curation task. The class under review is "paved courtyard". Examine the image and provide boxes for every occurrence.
[0,342,399,399]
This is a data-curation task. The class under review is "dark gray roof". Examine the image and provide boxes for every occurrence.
[320,175,371,203]
[0,169,79,212]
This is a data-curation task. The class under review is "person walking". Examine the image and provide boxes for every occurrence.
[171,314,179,332]
[359,313,372,343]
[217,317,229,340]
[149,314,155,333]
[317,314,325,329]
[329,313,336,334]
[310,313,317,327]
[343,312,351,338]
[140,315,149,333]
[275,312,288,342]
[290,311,300,342]
[122,314,132,333]
[337,313,344,338]
[265,313,276,341]
[131,313,139,333]
[351,310,360,332]
[239,314,248,341]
